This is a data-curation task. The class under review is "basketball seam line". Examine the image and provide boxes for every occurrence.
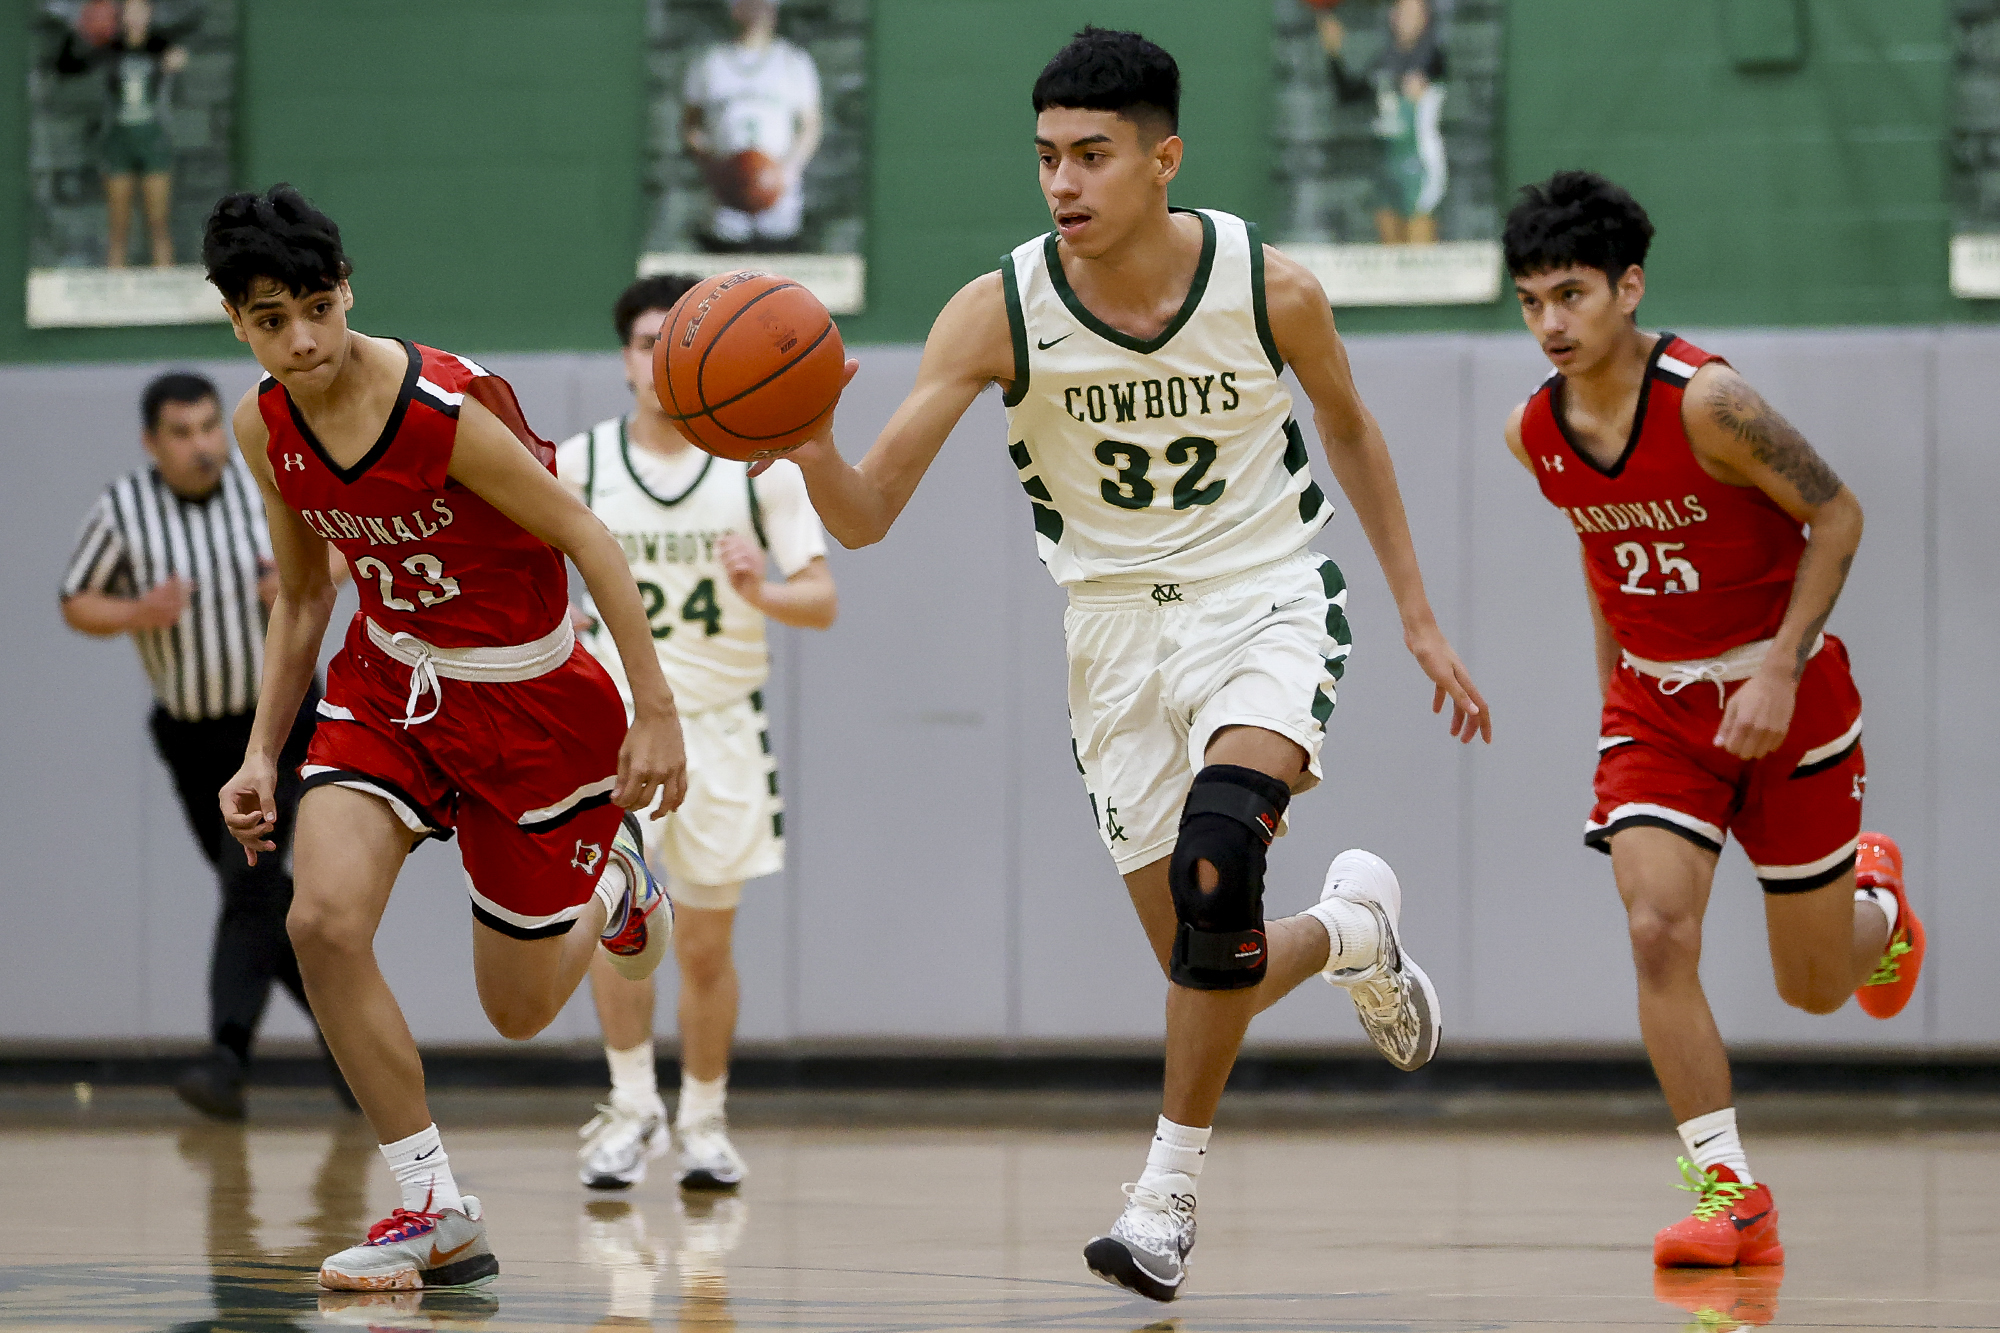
[673,284,837,435]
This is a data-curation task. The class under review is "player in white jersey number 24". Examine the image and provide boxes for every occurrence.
[760,27,1490,1305]
[556,274,837,1198]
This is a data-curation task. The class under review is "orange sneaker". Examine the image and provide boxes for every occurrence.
[1854,831,1925,1019]
[1654,1265,1784,1329]
[1653,1159,1784,1268]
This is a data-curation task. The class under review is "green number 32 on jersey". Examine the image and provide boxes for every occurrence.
[636,577,724,640]
[1094,436,1226,512]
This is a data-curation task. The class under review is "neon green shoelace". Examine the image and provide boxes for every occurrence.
[1867,934,1912,988]
[1673,1156,1750,1220]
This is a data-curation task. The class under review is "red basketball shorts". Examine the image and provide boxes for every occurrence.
[300,618,629,937]
[1585,635,1865,892]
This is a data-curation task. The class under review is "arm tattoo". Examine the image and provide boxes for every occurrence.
[1710,376,1844,507]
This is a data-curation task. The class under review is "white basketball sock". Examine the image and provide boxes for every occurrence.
[594,857,634,938]
[380,1123,465,1214]
[677,1073,728,1127]
[606,1040,660,1111]
[1305,896,1383,972]
[1137,1116,1209,1196]
[1677,1107,1753,1185]
[1856,885,1898,937]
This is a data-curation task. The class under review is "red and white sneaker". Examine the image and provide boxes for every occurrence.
[1854,831,1925,1019]
[317,1195,497,1291]
[600,814,671,982]
[1653,1160,1784,1268]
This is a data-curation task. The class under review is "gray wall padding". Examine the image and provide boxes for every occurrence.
[3,329,1990,1051]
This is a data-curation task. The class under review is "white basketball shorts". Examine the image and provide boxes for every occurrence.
[634,691,783,909]
[1064,548,1352,875]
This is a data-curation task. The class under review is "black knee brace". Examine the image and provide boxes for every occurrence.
[1168,765,1291,991]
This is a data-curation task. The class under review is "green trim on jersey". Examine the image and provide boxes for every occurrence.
[621,422,714,507]
[1245,221,1284,374]
[1042,208,1216,354]
[1000,261,1030,407]
[584,420,603,508]
[746,470,769,550]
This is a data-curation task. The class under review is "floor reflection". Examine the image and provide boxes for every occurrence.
[1652,1266,1783,1330]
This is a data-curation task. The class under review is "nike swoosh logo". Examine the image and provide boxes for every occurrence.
[1037,334,1072,350]
[1690,1133,1723,1149]
[427,1236,478,1268]
[413,1147,438,1162]
[1731,1209,1770,1231]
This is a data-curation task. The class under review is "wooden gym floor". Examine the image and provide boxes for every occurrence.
[0,1091,1995,1331]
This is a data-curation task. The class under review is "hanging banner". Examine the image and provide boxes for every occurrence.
[28,0,236,328]
[639,0,870,314]
[1270,0,1505,306]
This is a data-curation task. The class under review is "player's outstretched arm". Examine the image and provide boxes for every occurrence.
[220,390,342,863]
[777,273,1015,548]
[447,397,688,818]
[1268,245,1491,743]
[1683,363,1864,759]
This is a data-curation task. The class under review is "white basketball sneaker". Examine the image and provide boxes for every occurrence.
[674,1114,748,1191]
[316,1195,497,1291]
[578,1093,671,1190]
[599,815,672,983]
[1311,849,1442,1071]
[1082,1175,1196,1303]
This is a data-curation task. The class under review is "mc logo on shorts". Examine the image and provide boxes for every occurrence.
[571,840,604,872]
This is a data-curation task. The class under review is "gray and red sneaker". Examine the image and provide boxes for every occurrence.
[317,1195,498,1291]
[600,814,671,983]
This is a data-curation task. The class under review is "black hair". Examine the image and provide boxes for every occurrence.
[142,371,221,434]
[1032,26,1180,138]
[614,274,702,344]
[202,184,354,307]
[1503,171,1655,282]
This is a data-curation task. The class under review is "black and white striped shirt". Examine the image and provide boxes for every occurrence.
[61,461,273,721]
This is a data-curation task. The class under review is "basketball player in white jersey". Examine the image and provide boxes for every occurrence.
[557,274,836,1195]
[682,0,822,247]
[767,28,1489,1302]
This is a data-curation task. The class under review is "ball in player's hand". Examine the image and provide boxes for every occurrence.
[705,149,786,214]
[654,271,845,463]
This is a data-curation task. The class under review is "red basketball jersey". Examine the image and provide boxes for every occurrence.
[1520,334,1807,662]
[261,340,569,650]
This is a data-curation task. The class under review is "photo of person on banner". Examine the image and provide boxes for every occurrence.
[51,0,192,269]
[681,0,823,252]
[1319,0,1447,246]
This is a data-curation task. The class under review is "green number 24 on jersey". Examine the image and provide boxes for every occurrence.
[636,577,723,640]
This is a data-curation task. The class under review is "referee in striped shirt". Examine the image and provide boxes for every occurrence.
[60,370,351,1119]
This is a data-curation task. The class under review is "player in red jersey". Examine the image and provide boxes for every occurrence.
[203,185,687,1291]
[1501,172,1927,1267]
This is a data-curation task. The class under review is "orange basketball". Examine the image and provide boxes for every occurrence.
[654,271,844,463]
[705,149,785,213]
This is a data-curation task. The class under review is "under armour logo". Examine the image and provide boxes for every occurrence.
[1540,455,1565,473]
[1852,774,1867,802]
[1150,584,1182,605]
[1104,806,1127,842]
[282,453,306,470]
[571,840,604,871]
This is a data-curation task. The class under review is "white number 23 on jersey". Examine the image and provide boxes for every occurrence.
[353,552,462,612]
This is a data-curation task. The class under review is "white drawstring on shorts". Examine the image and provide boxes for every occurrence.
[1622,633,1824,706]
[388,632,442,728]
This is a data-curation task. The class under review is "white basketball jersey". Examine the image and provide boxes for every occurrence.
[684,40,819,159]
[1000,209,1329,587]
[570,420,773,714]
